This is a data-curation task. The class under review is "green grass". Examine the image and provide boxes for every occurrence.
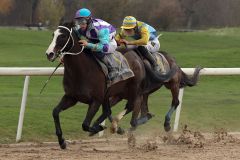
[0,27,240,143]
[160,28,240,67]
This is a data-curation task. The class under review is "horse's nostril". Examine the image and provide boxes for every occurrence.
[47,52,54,60]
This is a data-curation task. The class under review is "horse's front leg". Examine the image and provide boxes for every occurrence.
[89,99,112,135]
[136,94,155,125]
[82,101,101,132]
[164,85,180,132]
[52,95,77,149]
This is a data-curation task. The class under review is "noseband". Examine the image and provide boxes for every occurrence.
[57,26,84,57]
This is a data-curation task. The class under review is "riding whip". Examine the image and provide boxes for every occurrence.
[40,62,62,94]
[157,33,163,39]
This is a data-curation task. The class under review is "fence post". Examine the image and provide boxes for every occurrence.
[173,88,184,132]
[16,76,30,142]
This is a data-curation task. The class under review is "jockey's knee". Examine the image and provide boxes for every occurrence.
[137,46,146,51]
[93,51,105,59]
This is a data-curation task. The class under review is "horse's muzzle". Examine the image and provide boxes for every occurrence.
[46,52,55,62]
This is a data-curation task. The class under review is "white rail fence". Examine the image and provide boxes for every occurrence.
[0,67,240,142]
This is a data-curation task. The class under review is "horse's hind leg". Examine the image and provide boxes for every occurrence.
[164,84,180,132]
[136,94,155,125]
[52,95,77,149]
[130,94,143,130]
[110,97,139,132]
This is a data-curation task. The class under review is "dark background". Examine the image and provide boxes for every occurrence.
[1,0,240,30]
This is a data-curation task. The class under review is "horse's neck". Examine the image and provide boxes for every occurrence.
[63,53,106,99]
[63,53,102,81]
[64,54,89,73]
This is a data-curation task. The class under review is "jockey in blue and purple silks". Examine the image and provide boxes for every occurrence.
[74,8,118,80]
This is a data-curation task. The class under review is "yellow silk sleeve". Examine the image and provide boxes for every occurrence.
[130,26,149,45]
[115,29,126,41]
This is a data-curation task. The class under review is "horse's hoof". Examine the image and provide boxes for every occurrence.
[110,120,118,133]
[129,126,137,132]
[89,125,106,136]
[88,128,98,136]
[89,132,96,137]
[110,126,117,134]
[82,123,90,132]
[117,127,125,135]
[60,140,67,149]
[130,120,137,128]
[146,112,155,120]
[164,124,171,132]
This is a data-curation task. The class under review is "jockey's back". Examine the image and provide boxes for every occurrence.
[78,18,116,44]
[132,21,158,41]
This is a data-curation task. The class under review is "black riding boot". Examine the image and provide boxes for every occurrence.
[101,56,118,81]
[137,46,160,71]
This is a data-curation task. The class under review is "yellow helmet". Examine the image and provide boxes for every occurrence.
[121,16,137,29]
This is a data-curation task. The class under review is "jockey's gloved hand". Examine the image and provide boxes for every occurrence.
[116,39,122,46]
[79,40,88,46]
[120,39,129,45]
[58,57,64,65]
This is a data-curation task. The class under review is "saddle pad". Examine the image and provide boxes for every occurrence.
[96,51,134,87]
[152,52,170,73]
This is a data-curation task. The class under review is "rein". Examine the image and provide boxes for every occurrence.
[40,25,85,94]
[40,62,62,94]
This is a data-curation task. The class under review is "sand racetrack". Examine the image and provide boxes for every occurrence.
[1,128,240,160]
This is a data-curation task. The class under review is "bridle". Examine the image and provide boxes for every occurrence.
[40,25,85,94]
[56,25,84,58]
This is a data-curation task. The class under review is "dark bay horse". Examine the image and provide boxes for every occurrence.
[144,51,202,132]
[45,22,176,149]
[110,48,202,133]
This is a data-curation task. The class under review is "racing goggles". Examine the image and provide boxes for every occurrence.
[75,18,88,25]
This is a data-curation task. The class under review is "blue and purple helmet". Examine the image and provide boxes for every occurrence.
[74,8,91,19]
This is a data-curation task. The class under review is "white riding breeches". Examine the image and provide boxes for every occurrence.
[106,39,117,54]
[106,31,117,54]
[145,38,160,53]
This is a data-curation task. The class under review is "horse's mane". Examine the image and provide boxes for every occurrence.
[60,21,75,28]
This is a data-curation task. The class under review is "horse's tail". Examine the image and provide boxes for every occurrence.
[180,66,202,88]
[144,62,177,83]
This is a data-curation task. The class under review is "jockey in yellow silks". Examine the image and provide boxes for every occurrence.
[115,16,161,71]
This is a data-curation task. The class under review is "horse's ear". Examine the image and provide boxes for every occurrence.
[70,21,75,27]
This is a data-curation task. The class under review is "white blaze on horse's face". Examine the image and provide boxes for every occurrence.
[46,29,62,61]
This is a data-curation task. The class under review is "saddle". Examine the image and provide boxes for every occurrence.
[133,48,170,74]
[152,52,170,74]
[95,51,134,87]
